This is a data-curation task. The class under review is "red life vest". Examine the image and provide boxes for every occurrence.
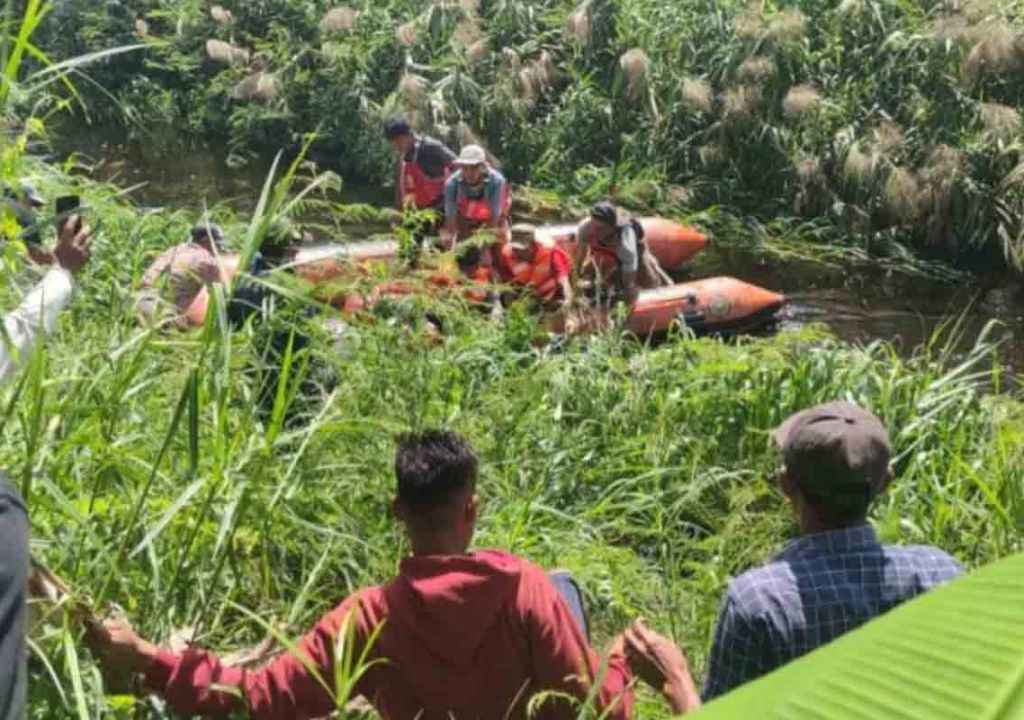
[455,173,511,223]
[500,239,567,302]
[400,142,450,209]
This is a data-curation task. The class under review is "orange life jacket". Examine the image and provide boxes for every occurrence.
[455,173,511,223]
[400,142,450,209]
[500,239,567,302]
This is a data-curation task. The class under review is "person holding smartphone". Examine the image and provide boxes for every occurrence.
[0,211,92,383]
[0,211,90,720]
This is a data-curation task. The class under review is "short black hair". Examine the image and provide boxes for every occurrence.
[191,224,224,243]
[383,115,413,139]
[794,478,874,525]
[395,430,477,510]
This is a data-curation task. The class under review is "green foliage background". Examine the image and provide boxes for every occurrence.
[35,0,1024,269]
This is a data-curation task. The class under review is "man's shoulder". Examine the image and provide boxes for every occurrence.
[725,561,795,609]
[882,543,963,580]
[0,474,26,515]
[420,135,453,154]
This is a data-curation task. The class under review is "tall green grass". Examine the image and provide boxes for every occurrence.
[1,168,1021,716]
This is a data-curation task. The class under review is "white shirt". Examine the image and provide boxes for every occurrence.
[0,267,73,385]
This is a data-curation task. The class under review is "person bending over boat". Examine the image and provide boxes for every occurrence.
[498,223,575,312]
[574,201,671,305]
[89,430,700,718]
[136,224,228,326]
[384,115,456,218]
[442,144,510,251]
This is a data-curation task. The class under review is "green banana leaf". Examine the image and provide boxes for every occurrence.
[694,551,1024,719]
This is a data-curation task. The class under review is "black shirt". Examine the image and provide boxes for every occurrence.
[0,476,28,720]
[403,136,456,179]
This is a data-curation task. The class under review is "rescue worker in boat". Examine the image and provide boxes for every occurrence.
[442,144,510,251]
[384,115,456,219]
[574,201,672,305]
[454,242,503,318]
[498,224,575,312]
[136,223,228,326]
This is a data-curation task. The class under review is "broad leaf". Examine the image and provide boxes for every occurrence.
[696,552,1024,719]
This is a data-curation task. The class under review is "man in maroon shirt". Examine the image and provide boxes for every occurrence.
[92,431,699,719]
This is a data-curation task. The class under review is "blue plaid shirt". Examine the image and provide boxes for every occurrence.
[702,524,962,700]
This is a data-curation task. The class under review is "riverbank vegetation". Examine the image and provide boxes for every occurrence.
[35,0,1024,271]
[4,1,1024,717]
[0,156,1021,716]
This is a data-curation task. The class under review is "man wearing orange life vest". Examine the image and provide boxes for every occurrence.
[443,145,511,250]
[574,201,671,305]
[384,116,456,217]
[499,224,574,311]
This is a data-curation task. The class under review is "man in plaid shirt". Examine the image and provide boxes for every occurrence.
[702,401,962,700]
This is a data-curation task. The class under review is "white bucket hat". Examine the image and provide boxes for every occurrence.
[455,144,487,166]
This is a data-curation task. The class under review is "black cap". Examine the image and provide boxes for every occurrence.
[773,401,891,492]
[590,201,617,226]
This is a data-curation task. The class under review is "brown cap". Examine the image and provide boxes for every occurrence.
[508,223,536,250]
[773,401,891,492]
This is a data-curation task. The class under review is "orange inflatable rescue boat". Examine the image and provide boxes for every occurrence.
[248,217,706,283]
[549,277,786,336]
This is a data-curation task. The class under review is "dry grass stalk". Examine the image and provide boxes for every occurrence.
[396,20,419,46]
[721,84,759,120]
[565,4,592,45]
[234,73,277,100]
[734,2,765,38]
[680,77,713,112]
[322,7,358,33]
[456,122,481,148]
[836,0,865,18]
[766,8,806,43]
[919,145,966,244]
[452,19,483,47]
[620,48,650,103]
[979,102,1023,142]
[398,73,430,108]
[699,143,726,167]
[884,167,924,223]
[1001,160,1024,189]
[210,5,232,24]
[796,156,822,183]
[871,120,903,156]
[783,83,820,118]
[737,56,775,82]
[843,146,875,185]
[962,24,1023,81]
[502,47,521,70]
[206,39,250,66]
[667,185,691,205]
[466,39,489,63]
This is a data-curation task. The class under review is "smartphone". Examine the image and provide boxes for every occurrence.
[55,195,81,230]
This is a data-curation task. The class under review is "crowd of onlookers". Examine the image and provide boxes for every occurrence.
[1,178,963,718]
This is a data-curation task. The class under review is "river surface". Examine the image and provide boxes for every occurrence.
[56,135,1023,373]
